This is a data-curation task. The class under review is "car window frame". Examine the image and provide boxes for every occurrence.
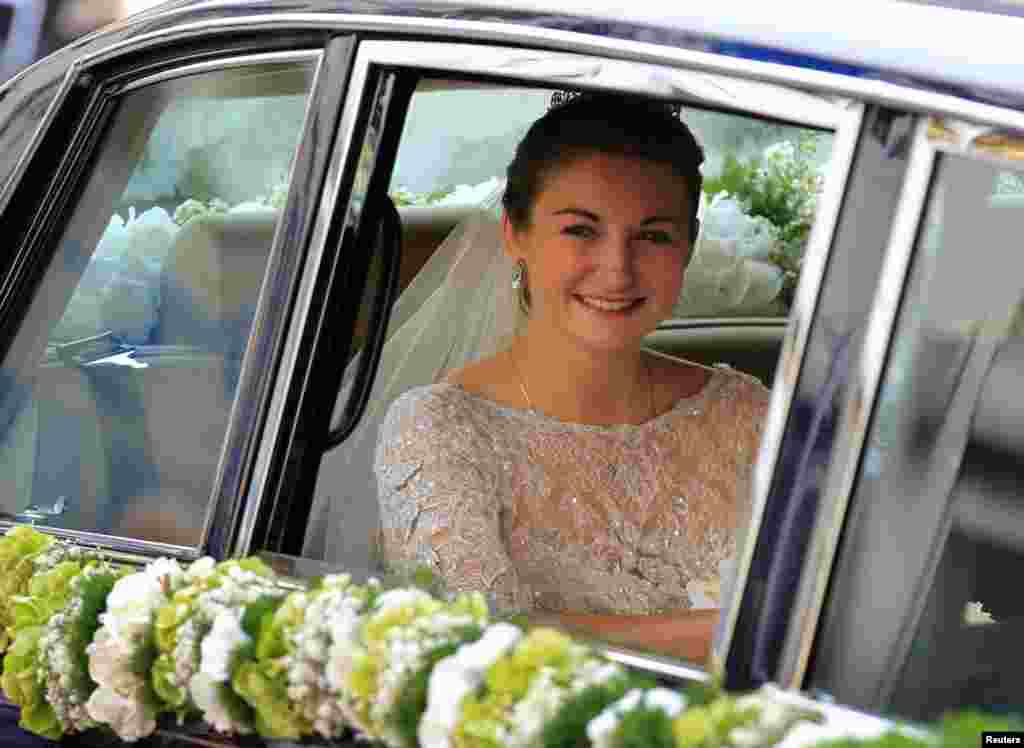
[252,36,861,681]
[0,32,356,563]
[778,115,1024,709]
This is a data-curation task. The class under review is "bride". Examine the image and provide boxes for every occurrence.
[315,93,770,664]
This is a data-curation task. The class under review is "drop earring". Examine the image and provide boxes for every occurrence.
[512,259,526,289]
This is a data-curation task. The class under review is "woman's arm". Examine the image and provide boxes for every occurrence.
[526,609,719,665]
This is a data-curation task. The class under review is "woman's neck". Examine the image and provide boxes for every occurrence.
[508,330,654,426]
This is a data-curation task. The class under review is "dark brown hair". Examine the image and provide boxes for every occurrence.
[502,93,705,243]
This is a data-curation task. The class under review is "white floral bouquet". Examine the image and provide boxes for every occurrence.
[231,572,379,739]
[329,590,485,741]
[53,179,290,347]
[150,557,286,734]
[422,625,627,748]
[333,587,490,748]
[0,526,1006,748]
[1,546,119,740]
[685,135,826,316]
[85,558,190,741]
[679,192,788,318]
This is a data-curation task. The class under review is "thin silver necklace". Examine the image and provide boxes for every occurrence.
[511,349,656,423]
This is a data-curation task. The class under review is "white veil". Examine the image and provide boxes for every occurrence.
[303,181,522,570]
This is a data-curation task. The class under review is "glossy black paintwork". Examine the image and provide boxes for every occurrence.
[3,0,1024,192]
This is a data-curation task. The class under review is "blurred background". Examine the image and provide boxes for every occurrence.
[1,0,164,82]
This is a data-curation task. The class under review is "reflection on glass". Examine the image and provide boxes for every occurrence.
[827,153,1024,720]
[0,61,316,547]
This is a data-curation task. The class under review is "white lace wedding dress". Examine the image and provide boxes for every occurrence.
[374,365,769,616]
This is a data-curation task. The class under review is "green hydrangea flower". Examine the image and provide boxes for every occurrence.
[36,563,127,735]
[540,670,655,748]
[342,589,455,736]
[229,594,308,739]
[672,695,761,748]
[234,574,380,740]
[1,558,101,739]
[0,529,54,649]
[453,627,600,748]
[150,557,277,722]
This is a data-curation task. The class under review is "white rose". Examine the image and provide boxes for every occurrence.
[123,207,177,270]
[189,672,250,735]
[87,628,141,696]
[85,687,155,742]
[374,588,433,612]
[419,623,522,748]
[186,556,217,581]
[104,562,181,637]
[199,609,250,683]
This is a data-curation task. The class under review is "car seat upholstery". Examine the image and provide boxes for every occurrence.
[26,208,280,545]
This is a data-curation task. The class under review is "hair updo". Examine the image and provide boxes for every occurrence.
[502,93,705,240]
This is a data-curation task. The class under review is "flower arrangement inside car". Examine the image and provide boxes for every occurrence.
[0,526,1017,747]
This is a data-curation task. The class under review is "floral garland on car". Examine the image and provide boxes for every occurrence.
[0,527,1018,747]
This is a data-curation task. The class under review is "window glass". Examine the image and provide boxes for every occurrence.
[808,151,1024,720]
[0,60,315,547]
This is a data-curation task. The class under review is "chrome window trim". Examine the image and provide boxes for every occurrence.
[116,48,322,93]
[717,97,866,663]
[602,646,710,684]
[0,522,195,560]
[198,49,328,558]
[776,117,938,690]
[231,43,371,559]
[237,39,859,682]
[0,61,81,217]
[348,41,844,127]
[70,12,1024,132]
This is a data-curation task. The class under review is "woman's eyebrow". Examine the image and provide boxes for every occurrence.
[640,215,685,227]
[552,208,684,228]
[552,207,600,221]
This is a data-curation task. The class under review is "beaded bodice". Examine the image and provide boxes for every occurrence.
[374,367,769,616]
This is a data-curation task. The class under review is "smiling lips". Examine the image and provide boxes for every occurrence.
[576,295,645,312]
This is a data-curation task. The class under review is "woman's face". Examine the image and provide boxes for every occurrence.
[504,152,694,354]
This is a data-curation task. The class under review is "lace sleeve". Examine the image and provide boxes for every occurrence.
[711,371,771,652]
[374,388,532,613]
[732,371,772,535]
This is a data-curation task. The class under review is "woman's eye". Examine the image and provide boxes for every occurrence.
[638,230,675,244]
[563,224,597,239]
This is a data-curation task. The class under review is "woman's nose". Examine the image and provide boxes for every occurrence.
[594,233,637,274]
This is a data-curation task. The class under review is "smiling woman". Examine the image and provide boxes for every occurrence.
[370,94,771,663]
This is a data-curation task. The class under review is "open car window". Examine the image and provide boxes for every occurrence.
[302,46,855,671]
[0,57,316,550]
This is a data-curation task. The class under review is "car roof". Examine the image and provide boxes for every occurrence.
[7,0,1024,111]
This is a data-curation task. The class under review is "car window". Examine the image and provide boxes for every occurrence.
[806,143,1024,720]
[386,86,834,320]
[0,58,315,548]
[305,70,846,667]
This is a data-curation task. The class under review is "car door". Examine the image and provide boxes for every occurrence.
[0,28,360,563]
[759,112,1024,721]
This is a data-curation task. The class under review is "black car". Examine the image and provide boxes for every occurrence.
[0,1,1022,744]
